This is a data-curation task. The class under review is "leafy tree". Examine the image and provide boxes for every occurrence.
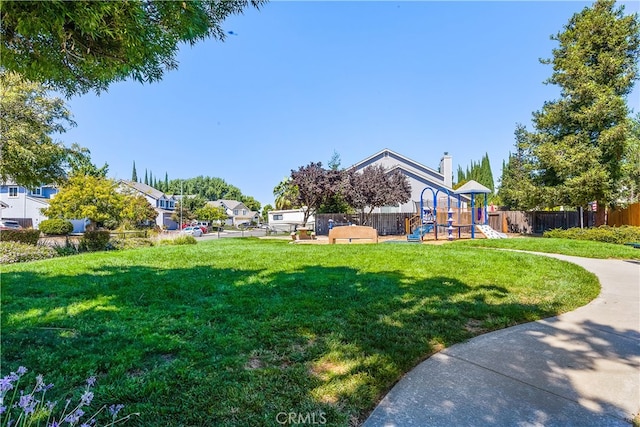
[1,1,266,96]
[67,144,109,178]
[342,165,411,224]
[121,195,158,229]
[455,153,496,205]
[498,124,540,209]
[0,71,80,187]
[501,0,640,211]
[240,195,261,213]
[167,176,246,201]
[194,205,228,225]
[328,150,341,171]
[290,162,341,226]
[273,177,299,210]
[261,204,273,222]
[42,175,123,226]
[618,113,640,203]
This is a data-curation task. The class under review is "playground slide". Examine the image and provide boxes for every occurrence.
[407,224,434,241]
[476,224,508,239]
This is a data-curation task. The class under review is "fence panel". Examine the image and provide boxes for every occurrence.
[315,213,413,236]
[608,203,640,226]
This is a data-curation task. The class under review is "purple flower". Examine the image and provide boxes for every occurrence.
[48,422,60,427]
[108,404,124,417]
[16,367,27,376]
[85,376,96,387]
[18,393,37,415]
[0,376,14,393]
[0,405,6,414]
[80,390,93,406]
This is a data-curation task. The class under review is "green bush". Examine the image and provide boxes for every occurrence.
[108,237,155,250]
[543,225,640,245]
[80,230,111,252]
[0,229,41,245]
[0,241,58,263]
[39,218,74,235]
[158,235,197,245]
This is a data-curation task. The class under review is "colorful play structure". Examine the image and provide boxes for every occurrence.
[407,180,497,242]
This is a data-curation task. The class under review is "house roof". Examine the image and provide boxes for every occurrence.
[119,180,166,200]
[453,180,492,194]
[208,199,244,210]
[350,148,445,184]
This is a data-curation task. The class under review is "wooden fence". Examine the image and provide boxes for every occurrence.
[608,203,640,227]
[315,213,414,236]
[494,210,595,234]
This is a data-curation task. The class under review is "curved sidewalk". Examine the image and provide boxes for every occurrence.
[364,254,640,427]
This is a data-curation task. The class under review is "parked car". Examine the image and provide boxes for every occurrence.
[0,220,22,230]
[181,226,203,237]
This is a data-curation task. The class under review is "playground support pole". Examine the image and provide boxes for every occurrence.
[471,194,475,239]
[484,194,489,225]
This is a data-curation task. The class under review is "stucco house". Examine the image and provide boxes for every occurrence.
[119,180,178,229]
[350,148,464,213]
[206,200,259,226]
[0,182,58,229]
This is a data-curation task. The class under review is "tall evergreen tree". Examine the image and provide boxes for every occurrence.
[164,172,169,192]
[132,161,138,182]
[144,169,148,185]
[500,0,640,211]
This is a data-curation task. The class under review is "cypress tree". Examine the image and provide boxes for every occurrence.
[144,169,148,185]
[132,161,138,182]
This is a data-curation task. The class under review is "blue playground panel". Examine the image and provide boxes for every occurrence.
[407,224,434,242]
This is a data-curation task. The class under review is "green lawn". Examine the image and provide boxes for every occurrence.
[453,236,640,259]
[2,239,600,426]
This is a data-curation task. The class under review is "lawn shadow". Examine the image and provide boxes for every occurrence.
[1,262,585,426]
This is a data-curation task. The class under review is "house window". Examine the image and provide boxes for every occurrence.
[32,187,42,196]
[233,209,239,215]
[8,186,18,198]
[273,214,283,220]
[168,201,174,209]
[242,209,247,216]
[159,200,165,208]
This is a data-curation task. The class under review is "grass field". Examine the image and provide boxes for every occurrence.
[453,236,640,259]
[1,238,601,426]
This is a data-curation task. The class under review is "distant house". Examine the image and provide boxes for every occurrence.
[119,180,178,229]
[0,182,59,229]
[350,148,467,213]
[206,200,259,226]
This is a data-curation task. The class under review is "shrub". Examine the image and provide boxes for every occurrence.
[0,229,41,245]
[158,235,197,245]
[0,241,58,264]
[108,237,155,251]
[543,225,640,245]
[39,218,74,235]
[80,230,111,252]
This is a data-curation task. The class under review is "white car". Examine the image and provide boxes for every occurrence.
[181,226,203,237]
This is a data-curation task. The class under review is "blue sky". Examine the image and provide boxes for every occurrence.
[60,1,640,208]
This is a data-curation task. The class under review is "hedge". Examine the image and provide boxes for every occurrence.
[80,230,111,252]
[39,219,74,235]
[543,225,640,245]
[0,241,58,264]
[0,229,41,245]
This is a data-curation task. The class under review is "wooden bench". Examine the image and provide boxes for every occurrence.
[328,226,378,244]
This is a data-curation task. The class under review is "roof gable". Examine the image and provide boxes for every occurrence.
[350,149,445,184]
[120,180,165,200]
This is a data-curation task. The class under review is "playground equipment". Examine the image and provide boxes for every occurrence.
[408,180,494,241]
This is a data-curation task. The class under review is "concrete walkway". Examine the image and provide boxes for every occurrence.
[364,254,640,427]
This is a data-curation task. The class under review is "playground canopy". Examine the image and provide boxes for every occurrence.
[453,180,492,238]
